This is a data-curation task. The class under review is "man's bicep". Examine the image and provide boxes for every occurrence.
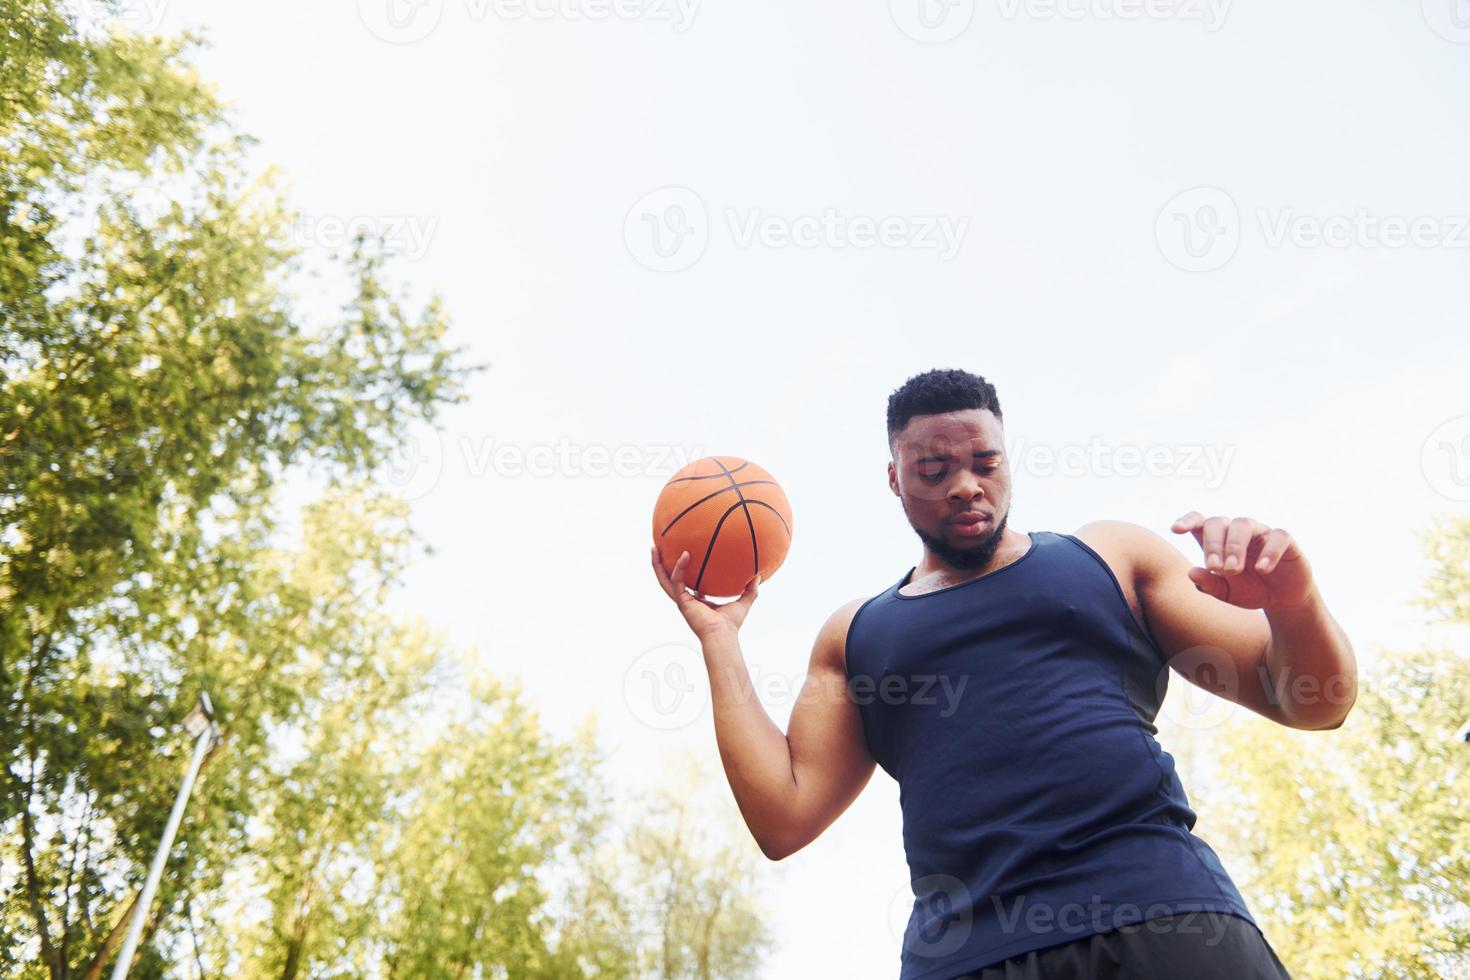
[1134,529,1288,725]
[783,600,876,848]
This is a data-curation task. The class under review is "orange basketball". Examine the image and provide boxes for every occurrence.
[652,455,794,598]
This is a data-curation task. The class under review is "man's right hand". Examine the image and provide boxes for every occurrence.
[650,545,760,640]
[651,544,876,860]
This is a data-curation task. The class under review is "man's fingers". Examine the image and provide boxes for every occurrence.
[1187,565,1229,602]
[654,546,761,625]
[1171,511,1204,536]
[1172,511,1211,561]
[1175,513,1293,578]
[650,546,682,596]
[1221,517,1265,574]
[651,546,697,604]
[1199,516,1228,571]
[650,545,675,597]
[1253,528,1291,573]
[1177,514,1255,572]
[670,550,692,592]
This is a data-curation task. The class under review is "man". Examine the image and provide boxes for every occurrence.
[650,368,1356,979]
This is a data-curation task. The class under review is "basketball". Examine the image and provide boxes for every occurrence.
[652,456,794,598]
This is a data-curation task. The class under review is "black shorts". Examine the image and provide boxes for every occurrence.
[952,911,1292,980]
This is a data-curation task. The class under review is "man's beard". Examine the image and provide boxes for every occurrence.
[910,509,1010,572]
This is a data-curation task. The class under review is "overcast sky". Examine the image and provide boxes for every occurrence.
[131,0,1470,974]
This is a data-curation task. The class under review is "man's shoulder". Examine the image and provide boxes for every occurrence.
[813,595,880,673]
[1071,519,1166,550]
[1070,519,1185,583]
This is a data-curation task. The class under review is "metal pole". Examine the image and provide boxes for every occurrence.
[108,719,215,980]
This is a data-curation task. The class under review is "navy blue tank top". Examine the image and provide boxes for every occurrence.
[844,530,1256,979]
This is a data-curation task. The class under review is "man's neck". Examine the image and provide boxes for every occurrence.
[910,528,1033,590]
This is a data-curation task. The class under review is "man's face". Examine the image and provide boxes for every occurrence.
[888,409,1012,570]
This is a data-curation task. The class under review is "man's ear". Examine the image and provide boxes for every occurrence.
[888,460,899,497]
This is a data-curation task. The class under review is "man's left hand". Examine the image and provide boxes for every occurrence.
[1170,512,1317,611]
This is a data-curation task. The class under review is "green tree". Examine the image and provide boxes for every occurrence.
[375,686,607,979]
[3,6,778,978]
[188,493,451,980]
[1200,514,1470,979]
[1,2,469,974]
[553,754,775,980]
[177,640,777,980]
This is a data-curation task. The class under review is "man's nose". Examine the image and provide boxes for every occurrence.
[949,473,986,503]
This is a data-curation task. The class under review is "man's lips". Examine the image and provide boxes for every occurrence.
[948,513,992,537]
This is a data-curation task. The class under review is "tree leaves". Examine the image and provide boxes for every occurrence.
[1200,516,1470,979]
[3,7,772,979]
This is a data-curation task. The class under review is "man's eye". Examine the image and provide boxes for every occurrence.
[919,471,945,482]
[978,466,997,475]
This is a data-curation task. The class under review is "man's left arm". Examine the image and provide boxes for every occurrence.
[1252,573,1359,731]
[1084,515,1358,731]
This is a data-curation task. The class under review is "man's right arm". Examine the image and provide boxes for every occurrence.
[701,598,876,861]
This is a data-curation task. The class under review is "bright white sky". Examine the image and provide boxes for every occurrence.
[136,0,1469,975]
